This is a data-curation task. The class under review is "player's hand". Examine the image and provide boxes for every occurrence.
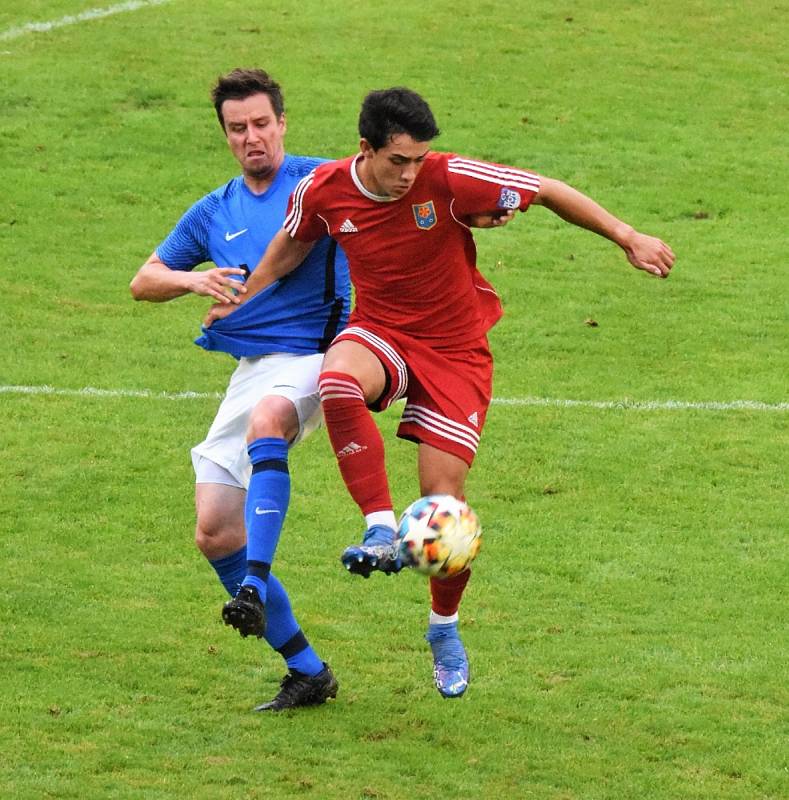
[468,209,515,229]
[622,230,675,278]
[190,267,248,303]
[203,301,238,327]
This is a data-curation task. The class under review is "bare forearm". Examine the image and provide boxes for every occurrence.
[536,178,632,247]
[130,255,248,303]
[130,258,194,301]
[243,228,315,302]
[535,177,675,277]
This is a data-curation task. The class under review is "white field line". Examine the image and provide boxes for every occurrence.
[0,0,172,42]
[491,397,789,412]
[0,384,222,401]
[1,384,787,412]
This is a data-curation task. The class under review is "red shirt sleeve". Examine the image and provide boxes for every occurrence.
[444,153,540,216]
[283,170,328,241]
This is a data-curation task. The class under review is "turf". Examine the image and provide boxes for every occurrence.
[1,1,787,798]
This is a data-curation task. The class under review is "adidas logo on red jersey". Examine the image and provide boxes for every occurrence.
[339,218,358,233]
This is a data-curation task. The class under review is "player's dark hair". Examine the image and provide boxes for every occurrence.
[211,68,285,129]
[358,87,440,149]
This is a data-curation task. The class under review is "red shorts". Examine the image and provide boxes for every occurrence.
[332,324,493,466]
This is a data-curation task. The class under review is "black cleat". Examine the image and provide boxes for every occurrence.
[222,585,266,638]
[254,663,338,712]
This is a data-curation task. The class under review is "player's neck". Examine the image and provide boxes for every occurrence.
[242,170,277,195]
[355,160,385,197]
[242,152,285,195]
[353,156,394,202]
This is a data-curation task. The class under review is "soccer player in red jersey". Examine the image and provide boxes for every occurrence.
[207,87,675,698]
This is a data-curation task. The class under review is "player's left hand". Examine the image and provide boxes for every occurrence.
[203,301,238,327]
[468,209,515,228]
[623,230,675,278]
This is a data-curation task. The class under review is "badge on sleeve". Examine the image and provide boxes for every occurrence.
[497,187,521,209]
[412,201,437,230]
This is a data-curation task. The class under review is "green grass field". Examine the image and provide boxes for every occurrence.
[1,1,787,798]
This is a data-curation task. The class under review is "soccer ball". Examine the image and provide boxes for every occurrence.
[397,495,482,578]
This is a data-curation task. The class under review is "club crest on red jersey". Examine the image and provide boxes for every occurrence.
[412,201,437,230]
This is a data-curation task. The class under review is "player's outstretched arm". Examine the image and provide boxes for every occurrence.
[534,177,675,278]
[130,253,247,303]
[203,228,316,326]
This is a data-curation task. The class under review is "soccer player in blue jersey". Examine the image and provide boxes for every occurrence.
[132,70,510,710]
[130,69,349,711]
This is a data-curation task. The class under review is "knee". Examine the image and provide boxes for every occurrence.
[247,396,299,443]
[195,517,245,561]
[320,352,352,376]
[321,343,386,403]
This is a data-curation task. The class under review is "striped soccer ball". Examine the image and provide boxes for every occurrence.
[397,495,482,578]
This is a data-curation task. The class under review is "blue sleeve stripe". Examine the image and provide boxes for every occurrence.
[157,192,220,270]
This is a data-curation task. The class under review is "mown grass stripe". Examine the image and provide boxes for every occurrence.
[2,384,786,412]
[0,0,171,42]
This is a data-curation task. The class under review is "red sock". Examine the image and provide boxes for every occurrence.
[319,371,393,516]
[429,569,471,616]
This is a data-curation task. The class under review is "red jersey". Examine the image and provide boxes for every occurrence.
[284,152,540,347]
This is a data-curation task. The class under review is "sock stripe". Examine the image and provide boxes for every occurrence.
[319,377,365,402]
[320,390,364,401]
[251,458,288,475]
[247,560,271,581]
[276,630,309,659]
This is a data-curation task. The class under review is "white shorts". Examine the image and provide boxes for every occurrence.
[191,352,324,489]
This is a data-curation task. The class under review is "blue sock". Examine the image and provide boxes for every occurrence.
[208,546,247,597]
[264,574,324,676]
[241,437,290,604]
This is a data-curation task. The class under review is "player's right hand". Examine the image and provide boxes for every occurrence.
[622,231,675,278]
[190,267,248,303]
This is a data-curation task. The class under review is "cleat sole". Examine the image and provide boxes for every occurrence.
[221,588,266,638]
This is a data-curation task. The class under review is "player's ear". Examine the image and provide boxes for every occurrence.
[359,138,374,158]
[279,113,287,133]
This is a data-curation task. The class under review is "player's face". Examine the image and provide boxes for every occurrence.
[359,134,431,199]
[222,93,286,181]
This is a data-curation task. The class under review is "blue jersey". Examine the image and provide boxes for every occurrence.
[156,154,350,358]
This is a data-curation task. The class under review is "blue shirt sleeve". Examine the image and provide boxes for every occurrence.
[156,193,219,271]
